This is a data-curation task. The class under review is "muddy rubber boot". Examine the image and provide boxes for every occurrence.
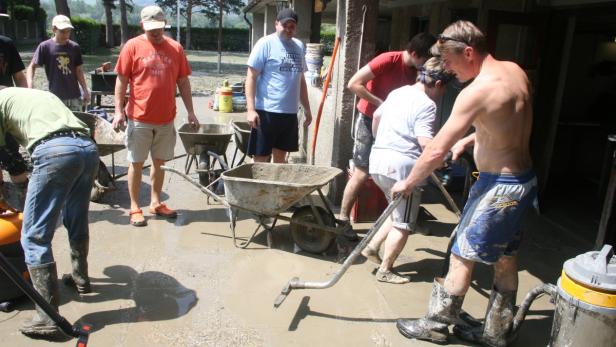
[20,262,61,337]
[453,287,516,347]
[62,239,91,294]
[397,278,464,344]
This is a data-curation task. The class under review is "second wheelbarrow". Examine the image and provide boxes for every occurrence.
[230,121,251,167]
[73,111,126,202]
[177,123,233,187]
[162,163,348,253]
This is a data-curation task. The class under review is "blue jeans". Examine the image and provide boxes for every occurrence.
[21,135,99,266]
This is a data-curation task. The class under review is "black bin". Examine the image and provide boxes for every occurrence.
[90,71,117,93]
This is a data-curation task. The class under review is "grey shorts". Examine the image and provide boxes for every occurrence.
[125,119,176,163]
[372,173,421,232]
[352,113,374,168]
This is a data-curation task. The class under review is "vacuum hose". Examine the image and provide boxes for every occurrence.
[511,283,558,336]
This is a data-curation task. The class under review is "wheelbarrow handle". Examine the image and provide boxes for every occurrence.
[161,166,226,204]
[206,151,229,171]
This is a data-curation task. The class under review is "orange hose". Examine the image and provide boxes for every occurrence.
[310,36,341,164]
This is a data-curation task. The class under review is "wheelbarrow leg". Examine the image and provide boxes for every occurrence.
[111,152,116,178]
[185,154,196,174]
[231,147,239,168]
[259,217,278,249]
[229,209,277,249]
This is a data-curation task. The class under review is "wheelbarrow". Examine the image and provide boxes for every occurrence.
[162,163,350,254]
[177,123,233,187]
[73,111,126,202]
[230,121,251,168]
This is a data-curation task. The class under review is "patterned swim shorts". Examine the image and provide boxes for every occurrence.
[451,170,538,264]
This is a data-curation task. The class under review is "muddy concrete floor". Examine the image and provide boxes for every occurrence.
[0,97,590,346]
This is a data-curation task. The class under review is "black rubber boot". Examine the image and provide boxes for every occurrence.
[62,239,91,294]
[397,278,464,344]
[453,286,516,347]
[20,262,61,337]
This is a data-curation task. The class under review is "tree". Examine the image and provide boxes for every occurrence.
[155,0,244,49]
[54,0,70,16]
[118,0,135,46]
[103,0,114,47]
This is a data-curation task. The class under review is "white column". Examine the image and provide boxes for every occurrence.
[293,0,312,43]
[264,5,277,35]
[252,12,265,48]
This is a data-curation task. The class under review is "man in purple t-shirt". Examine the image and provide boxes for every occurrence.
[26,15,89,111]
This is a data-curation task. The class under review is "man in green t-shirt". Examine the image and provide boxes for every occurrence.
[0,87,99,338]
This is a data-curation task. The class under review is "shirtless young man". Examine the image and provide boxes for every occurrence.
[392,21,537,346]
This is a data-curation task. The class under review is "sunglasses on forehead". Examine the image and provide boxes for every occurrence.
[437,34,469,46]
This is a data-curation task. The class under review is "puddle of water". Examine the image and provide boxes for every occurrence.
[133,272,199,321]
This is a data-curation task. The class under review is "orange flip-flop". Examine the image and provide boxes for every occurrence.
[129,209,147,226]
[149,203,177,218]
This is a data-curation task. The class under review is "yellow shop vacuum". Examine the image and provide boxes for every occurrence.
[457,245,615,346]
[550,244,616,346]
[0,207,27,311]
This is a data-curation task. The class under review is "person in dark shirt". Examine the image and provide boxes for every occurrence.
[26,15,90,111]
[0,29,30,210]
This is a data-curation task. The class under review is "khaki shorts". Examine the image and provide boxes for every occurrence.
[125,119,176,163]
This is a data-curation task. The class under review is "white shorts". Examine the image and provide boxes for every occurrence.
[372,173,421,232]
[125,119,176,163]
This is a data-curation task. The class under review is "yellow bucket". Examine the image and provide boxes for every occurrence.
[218,86,233,113]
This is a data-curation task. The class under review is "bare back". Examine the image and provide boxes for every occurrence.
[468,56,533,173]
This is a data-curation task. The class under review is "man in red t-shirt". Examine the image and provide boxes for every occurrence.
[340,33,436,239]
[112,6,199,227]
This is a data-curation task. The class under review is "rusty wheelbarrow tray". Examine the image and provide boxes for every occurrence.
[162,163,348,253]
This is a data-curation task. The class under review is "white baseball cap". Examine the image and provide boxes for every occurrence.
[52,15,73,30]
[141,6,166,31]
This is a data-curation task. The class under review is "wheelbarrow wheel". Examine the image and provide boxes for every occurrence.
[198,171,210,187]
[290,206,336,254]
[90,186,104,202]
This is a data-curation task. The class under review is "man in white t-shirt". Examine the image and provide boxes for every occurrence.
[361,57,454,284]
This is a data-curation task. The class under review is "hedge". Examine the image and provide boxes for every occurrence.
[167,27,249,51]
[320,31,335,55]
[71,17,101,54]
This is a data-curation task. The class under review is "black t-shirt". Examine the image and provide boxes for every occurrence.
[0,35,25,87]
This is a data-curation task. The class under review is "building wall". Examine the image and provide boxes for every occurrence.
[305,0,379,202]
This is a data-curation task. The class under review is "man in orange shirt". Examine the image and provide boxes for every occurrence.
[112,6,199,226]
